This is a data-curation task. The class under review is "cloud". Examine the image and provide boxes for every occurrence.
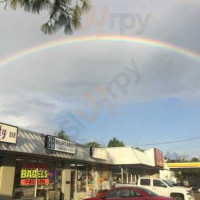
[1,0,200,152]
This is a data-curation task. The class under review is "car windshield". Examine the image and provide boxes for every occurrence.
[141,188,158,197]
[162,180,173,187]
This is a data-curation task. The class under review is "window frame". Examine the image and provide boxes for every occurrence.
[140,178,151,186]
[153,180,167,188]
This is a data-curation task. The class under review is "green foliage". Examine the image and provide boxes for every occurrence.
[2,0,91,34]
[56,130,70,140]
[64,23,73,35]
[107,137,125,147]
[81,0,91,12]
[72,5,81,30]
[41,23,54,34]
[191,157,199,162]
[9,0,18,10]
[85,141,102,148]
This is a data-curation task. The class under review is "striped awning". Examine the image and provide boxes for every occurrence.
[0,128,111,164]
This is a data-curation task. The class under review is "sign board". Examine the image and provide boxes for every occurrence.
[0,122,18,144]
[90,147,107,160]
[154,148,164,168]
[20,163,52,186]
[45,135,75,154]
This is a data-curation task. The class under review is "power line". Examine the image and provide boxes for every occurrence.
[137,136,200,147]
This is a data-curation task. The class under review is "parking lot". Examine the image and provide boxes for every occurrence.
[194,192,200,200]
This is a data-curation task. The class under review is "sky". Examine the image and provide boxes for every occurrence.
[0,0,200,158]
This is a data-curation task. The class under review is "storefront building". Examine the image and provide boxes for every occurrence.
[0,122,164,200]
[104,147,164,184]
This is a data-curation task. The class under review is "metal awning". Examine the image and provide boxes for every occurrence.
[0,128,110,164]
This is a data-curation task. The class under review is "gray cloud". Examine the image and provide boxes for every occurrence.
[0,0,200,153]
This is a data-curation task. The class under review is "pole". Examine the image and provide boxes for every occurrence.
[126,168,129,184]
[86,166,88,193]
[75,166,78,200]
[34,161,39,198]
[121,167,124,183]
[131,174,133,183]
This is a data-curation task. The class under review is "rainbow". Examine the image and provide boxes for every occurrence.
[1,35,200,67]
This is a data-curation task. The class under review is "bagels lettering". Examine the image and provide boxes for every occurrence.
[21,169,48,179]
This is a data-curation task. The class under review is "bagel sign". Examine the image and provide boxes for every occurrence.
[20,163,50,186]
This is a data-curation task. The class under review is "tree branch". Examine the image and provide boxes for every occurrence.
[0,0,8,10]
[1,0,91,34]
[58,6,72,16]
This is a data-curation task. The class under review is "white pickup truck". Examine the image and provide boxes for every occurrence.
[137,178,194,200]
[116,178,194,200]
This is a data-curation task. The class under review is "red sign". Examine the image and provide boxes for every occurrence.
[23,163,47,169]
[154,148,164,167]
[21,178,49,186]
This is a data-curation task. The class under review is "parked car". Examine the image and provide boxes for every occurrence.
[136,178,194,200]
[97,190,109,198]
[85,186,172,200]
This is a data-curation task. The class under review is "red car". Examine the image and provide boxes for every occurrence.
[85,187,172,200]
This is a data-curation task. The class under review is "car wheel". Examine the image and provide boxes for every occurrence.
[172,194,184,200]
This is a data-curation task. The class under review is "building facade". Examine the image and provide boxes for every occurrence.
[0,122,164,200]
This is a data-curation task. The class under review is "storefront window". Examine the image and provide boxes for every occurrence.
[55,169,62,189]
[14,160,36,199]
[99,170,113,190]
[13,159,62,200]
[77,169,86,192]
[86,170,95,197]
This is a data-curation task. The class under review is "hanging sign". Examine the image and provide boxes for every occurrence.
[45,135,75,154]
[90,147,107,160]
[0,122,18,144]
